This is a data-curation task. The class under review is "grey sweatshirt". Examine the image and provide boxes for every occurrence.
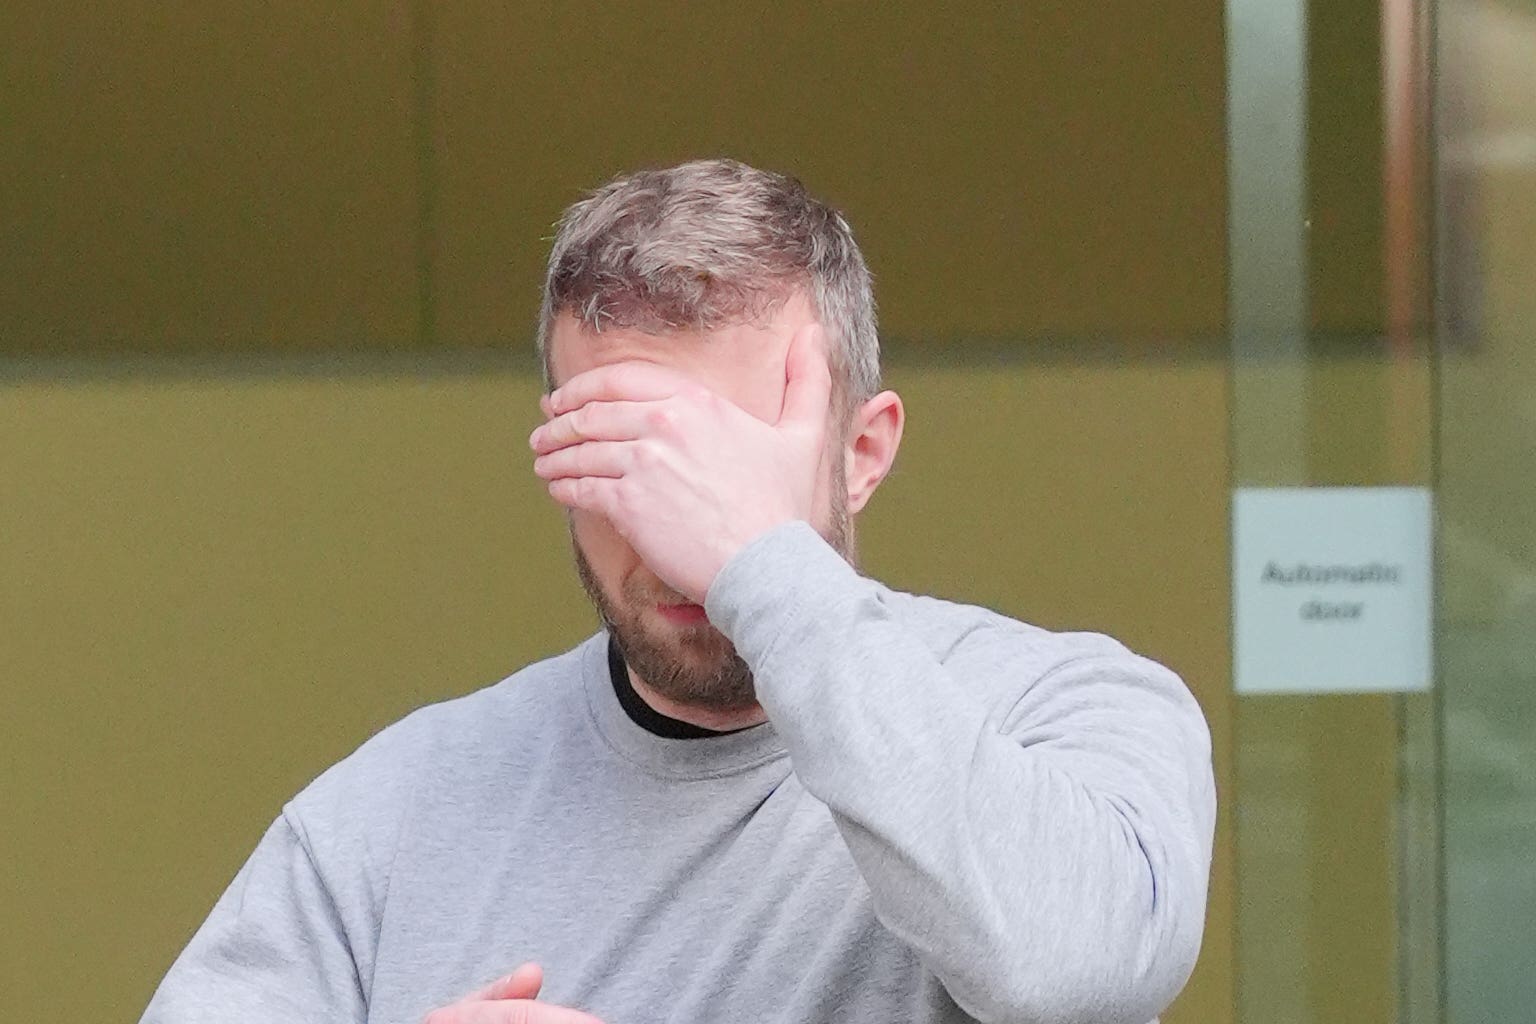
[142,523,1216,1024]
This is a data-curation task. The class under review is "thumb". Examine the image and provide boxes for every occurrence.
[778,323,833,429]
[473,962,543,1001]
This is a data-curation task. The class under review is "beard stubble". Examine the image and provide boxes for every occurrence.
[573,457,856,714]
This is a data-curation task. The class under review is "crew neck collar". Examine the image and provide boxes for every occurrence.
[607,634,753,739]
[579,632,786,780]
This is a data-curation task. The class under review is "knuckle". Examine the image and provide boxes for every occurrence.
[646,404,677,433]
[630,440,658,469]
[584,479,610,511]
[613,478,641,514]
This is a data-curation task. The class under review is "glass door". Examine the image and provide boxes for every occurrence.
[1227,0,1536,1021]
[1226,0,1439,1020]
[1436,0,1536,1019]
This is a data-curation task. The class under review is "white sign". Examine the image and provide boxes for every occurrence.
[1233,487,1433,694]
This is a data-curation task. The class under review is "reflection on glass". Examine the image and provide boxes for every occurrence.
[1437,2,1536,1020]
[1228,0,1441,1021]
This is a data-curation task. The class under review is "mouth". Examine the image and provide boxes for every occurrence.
[655,602,709,626]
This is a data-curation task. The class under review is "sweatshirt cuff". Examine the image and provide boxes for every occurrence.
[703,520,865,668]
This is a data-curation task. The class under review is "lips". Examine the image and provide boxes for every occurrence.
[656,602,708,625]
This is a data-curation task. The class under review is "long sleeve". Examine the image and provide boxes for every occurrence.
[705,523,1217,1024]
[141,812,368,1024]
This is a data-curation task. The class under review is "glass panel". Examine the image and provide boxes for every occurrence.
[1227,1,1441,1022]
[1435,0,1536,1019]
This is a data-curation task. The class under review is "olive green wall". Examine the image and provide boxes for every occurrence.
[3,2,1241,1021]
[0,358,1234,1023]
[2,2,1226,353]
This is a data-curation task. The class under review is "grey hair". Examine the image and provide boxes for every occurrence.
[537,159,880,403]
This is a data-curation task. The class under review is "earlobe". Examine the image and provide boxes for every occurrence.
[844,391,905,515]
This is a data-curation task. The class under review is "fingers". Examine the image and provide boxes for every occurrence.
[453,1001,605,1024]
[545,476,622,520]
[438,964,605,1024]
[547,363,697,417]
[469,962,543,1002]
[779,323,833,428]
[534,441,645,482]
[529,401,666,455]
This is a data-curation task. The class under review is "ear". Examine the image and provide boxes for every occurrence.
[842,390,905,515]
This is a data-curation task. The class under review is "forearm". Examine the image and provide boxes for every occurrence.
[706,523,1216,1024]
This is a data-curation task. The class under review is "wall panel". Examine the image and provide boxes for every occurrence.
[0,2,421,353]
[0,357,1234,1023]
[430,2,1228,349]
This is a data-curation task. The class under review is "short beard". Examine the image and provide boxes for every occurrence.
[573,459,856,714]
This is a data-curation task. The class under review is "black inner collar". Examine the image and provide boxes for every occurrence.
[607,634,748,739]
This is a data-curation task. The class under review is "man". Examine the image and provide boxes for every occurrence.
[143,159,1216,1024]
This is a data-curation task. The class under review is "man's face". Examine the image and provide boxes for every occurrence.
[546,293,852,712]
